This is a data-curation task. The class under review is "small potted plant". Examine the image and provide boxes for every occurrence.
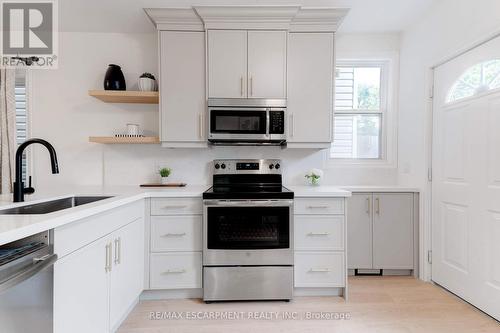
[138,72,157,91]
[305,168,324,186]
[159,167,172,185]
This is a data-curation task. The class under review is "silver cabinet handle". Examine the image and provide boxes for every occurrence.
[308,268,332,273]
[198,113,204,139]
[366,197,371,214]
[289,114,295,137]
[249,76,253,96]
[307,232,330,236]
[375,197,380,215]
[307,205,329,209]
[105,243,112,273]
[240,76,244,96]
[161,232,186,237]
[114,239,119,264]
[162,205,187,209]
[0,254,57,294]
[162,269,186,274]
[116,238,121,265]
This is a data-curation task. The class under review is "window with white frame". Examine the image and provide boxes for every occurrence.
[331,62,388,160]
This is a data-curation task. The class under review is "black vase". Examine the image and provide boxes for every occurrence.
[103,64,126,90]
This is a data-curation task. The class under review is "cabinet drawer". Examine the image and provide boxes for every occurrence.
[295,215,344,251]
[294,252,345,287]
[150,216,202,252]
[294,198,344,215]
[150,252,202,289]
[151,198,202,216]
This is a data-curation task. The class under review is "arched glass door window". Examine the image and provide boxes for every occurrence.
[447,59,500,102]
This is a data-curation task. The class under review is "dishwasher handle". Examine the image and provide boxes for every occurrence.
[0,253,57,294]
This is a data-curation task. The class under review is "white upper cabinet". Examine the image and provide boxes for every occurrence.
[208,30,287,99]
[208,30,248,98]
[160,31,207,147]
[247,31,287,98]
[287,32,334,147]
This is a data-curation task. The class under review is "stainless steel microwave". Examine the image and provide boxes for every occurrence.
[207,98,286,146]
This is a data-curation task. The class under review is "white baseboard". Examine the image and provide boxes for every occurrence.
[293,287,343,297]
[141,288,203,300]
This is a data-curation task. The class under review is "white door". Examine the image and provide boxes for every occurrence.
[373,193,414,269]
[208,30,247,98]
[54,236,110,333]
[109,218,144,330]
[432,36,500,320]
[247,31,287,99]
[347,193,373,269]
[287,32,334,144]
[160,31,206,144]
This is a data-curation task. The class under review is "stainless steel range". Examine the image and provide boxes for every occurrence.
[202,159,294,302]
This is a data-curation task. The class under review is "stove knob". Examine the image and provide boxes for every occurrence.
[275,163,281,170]
[269,164,274,169]
[214,163,220,169]
[221,163,226,169]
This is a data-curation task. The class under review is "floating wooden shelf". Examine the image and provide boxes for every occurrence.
[89,136,160,144]
[88,90,159,104]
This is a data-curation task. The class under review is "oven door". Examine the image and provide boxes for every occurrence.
[203,200,293,266]
[208,108,269,142]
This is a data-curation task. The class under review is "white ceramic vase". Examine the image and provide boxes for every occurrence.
[160,177,169,185]
[138,77,156,91]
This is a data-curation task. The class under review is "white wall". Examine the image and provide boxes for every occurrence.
[30,31,400,190]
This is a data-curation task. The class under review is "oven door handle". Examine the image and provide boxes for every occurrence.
[204,200,293,207]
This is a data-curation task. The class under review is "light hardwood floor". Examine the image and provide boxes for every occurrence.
[118,276,500,333]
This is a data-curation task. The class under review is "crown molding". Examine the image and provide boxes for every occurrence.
[145,6,350,32]
[193,6,300,30]
[143,8,204,31]
[290,8,350,32]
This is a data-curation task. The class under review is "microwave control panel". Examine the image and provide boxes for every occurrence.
[269,111,285,134]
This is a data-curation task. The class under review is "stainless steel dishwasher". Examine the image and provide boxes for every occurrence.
[0,231,57,333]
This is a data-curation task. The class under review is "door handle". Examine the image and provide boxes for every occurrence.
[114,238,121,265]
[249,76,253,96]
[289,114,295,137]
[105,243,112,273]
[162,205,187,209]
[240,76,244,96]
[366,197,371,214]
[162,269,186,274]
[0,254,57,294]
[375,197,380,215]
[307,205,329,209]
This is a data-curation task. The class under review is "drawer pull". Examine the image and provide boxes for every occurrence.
[307,205,329,209]
[307,232,330,236]
[162,269,186,274]
[162,205,188,209]
[308,268,332,273]
[162,232,187,237]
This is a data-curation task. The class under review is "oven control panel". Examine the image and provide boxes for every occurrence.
[213,159,282,175]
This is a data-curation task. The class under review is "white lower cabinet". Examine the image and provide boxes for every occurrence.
[54,214,144,333]
[147,197,202,292]
[347,192,417,271]
[150,252,202,289]
[294,197,347,295]
[295,252,345,287]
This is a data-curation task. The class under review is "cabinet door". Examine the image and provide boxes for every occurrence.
[347,193,373,269]
[109,218,145,330]
[54,236,110,333]
[208,30,247,98]
[160,31,206,144]
[373,193,414,269]
[247,31,287,98]
[287,33,334,144]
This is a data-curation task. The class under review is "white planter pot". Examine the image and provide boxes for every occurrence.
[160,177,169,185]
[138,77,156,91]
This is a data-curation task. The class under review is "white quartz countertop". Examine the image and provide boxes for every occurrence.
[340,186,420,192]
[288,186,352,197]
[0,185,209,246]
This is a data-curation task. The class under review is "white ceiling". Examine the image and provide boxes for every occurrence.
[60,0,437,33]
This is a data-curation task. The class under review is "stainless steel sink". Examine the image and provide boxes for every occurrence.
[0,196,113,215]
